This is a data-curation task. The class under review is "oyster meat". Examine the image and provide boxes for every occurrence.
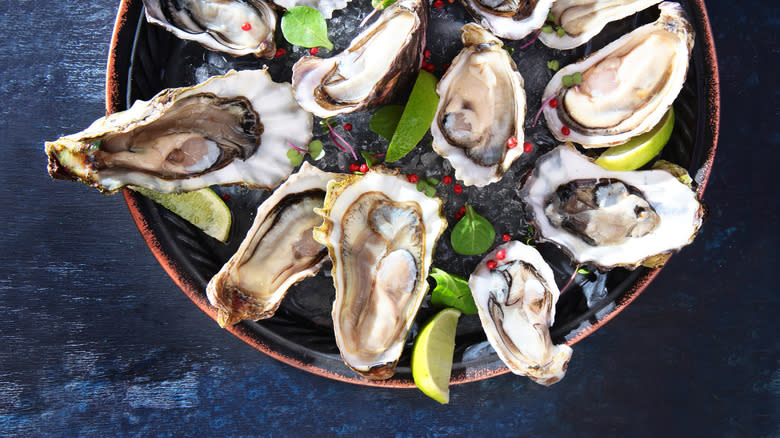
[461,0,554,40]
[207,163,345,327]
[539,0,663,49]
[430,23,526,187]
[143,0,277,58]
[46,69,311,194]
[292,0,428,118]
[469,241,572,385]
[542,2,694,147]
[312,168,447,379]
[519,145,704,269]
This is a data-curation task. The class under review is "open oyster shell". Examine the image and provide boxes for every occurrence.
[312,167,447,379]
[461,0,554,40]
[539,0,663,50]
[46,69,311,194]
[143,0,277,58]
[469,241,572,385]
[291,0,428,118]
[206,163,345,327]
[431,23,526,187]
[542,2,694,148]
[519,145,704,270]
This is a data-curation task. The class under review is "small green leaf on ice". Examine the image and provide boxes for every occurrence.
[308,140,325,160]
[370,105,404,140]
[450,205,496,256]
[385,71,439,162]
[287,148,304,166]
[429,268,478,315]
[281,7,334,50]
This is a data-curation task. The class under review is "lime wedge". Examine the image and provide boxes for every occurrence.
[411,307,461,404]
[595,108,675,171]
[131,187,232,242]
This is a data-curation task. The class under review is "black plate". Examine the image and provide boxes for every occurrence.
[107,0,719,386]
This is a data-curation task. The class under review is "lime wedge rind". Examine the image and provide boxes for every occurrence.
[411,307,461,404]
[595,107,675,171]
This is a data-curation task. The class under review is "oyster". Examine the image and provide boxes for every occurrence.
[430,23,526,187]
[461,0,554,40]
[519,145,704,269]
[207,163,344,327]
[542,2,694,147]
[312,168,447,379]
[469,241,572,385]
[539,0,663,50]
[143,0,277,58]
[272,0,350,19]
[46,69,311,194]
[292,0,428,118]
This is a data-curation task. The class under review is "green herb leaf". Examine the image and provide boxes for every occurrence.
[286,148,304,166]
[502,45,515,55]
[556,26,566,37]
[426,177,440,186]
[308,140,324,160]
[547,60,559,72]
[360,150,384,168]
[424,185,436,197]
[561,75,573,88]
[572,71,582,85]
[547,12,556,22]
[577,267,590,275]
[371,0,397,9]
[319,117,334,134]
[542,24,553,34]
[416,180,427,192]
[281,6,334,50]
[450,205,496,255]
[369,105,404,140]
[385,70,439,162]
[429,268,478,314]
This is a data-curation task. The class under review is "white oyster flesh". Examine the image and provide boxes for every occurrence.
[292,0,428,118]
[431,23,526,187]
[461,0,554,40]
[519,145,704,269]
[542,2,694,147]
[46,69,312,194]
[272,0,351,19]
[539,0,663,49]
[312,168,447,380]
[143,0,277,58]
[206,163,344,327]
[469,241,572,386]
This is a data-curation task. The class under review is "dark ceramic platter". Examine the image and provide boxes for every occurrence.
[106,0,719,386]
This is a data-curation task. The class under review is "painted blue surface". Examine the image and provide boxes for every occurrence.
[0,0,777,435]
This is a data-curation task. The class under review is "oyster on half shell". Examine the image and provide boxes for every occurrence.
[519,145,704,270]
[539,0,663,50]
[431,23,526,187]
[461,0,554,40]
[292,0,428,118]
[312,168,447,379]
[143,0,277,58]
[542,2,694,147]
[469,241,572,386]
[207,163,345,327]
[46,69,311,194]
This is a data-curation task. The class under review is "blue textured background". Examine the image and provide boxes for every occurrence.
[0,0,777,435]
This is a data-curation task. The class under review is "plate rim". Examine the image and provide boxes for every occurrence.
[106,0,720,388]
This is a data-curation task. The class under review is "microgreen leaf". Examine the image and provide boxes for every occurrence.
[450,205,495,255]
[429,268,478,314]
[542,24,553,34]
[286,148,304,166]
[572,72,582,85]
[502,45,515,55]
[547,60,559,72]
[424,185,436,197]
[547,12,555,22]
[577,267,590,275]
[562,75,573,88]
[281,6,333,50]
[426,177,440,186]
[360,150,384,168]
[385,70,439,162]
[556,26,565,37]
[308,140,324,160]
[371,0,397,9]
[369,105,404,140]
[319,117,334,135]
